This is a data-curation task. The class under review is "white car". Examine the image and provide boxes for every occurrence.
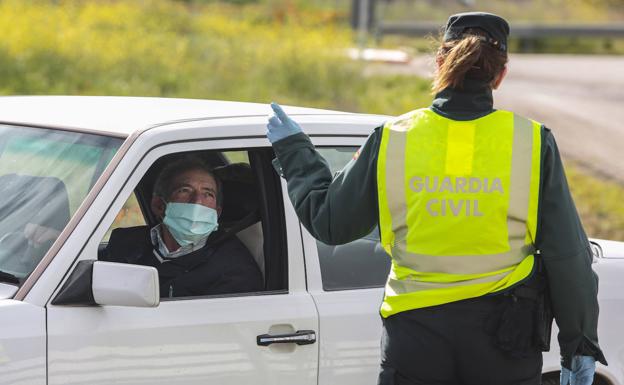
[0,96,622,385]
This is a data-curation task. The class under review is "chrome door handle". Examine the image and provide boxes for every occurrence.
[256,330,317,346]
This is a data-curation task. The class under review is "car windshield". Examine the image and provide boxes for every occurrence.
[0,124,122,283]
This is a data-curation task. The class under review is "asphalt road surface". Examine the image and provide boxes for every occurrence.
[396,54,624,183]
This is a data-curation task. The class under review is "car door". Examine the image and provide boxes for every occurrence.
[44,120,319,385]
[299,129,389,385]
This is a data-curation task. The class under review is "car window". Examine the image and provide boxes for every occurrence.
[99,149,287,299]
[318,147,356,175]
[0,124,122,281]
[101,150,251,243]
[316,147,391,291]
[102,193,146,242]
[223,150,249,164]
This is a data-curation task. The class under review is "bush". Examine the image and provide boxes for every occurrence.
[0,0,357,108]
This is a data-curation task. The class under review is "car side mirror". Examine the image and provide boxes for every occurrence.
[52,260,159,307]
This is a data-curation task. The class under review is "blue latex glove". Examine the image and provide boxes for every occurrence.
[266,102,302,144]
[561,356,596,385]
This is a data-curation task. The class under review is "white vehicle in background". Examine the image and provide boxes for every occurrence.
[0,96,622,385]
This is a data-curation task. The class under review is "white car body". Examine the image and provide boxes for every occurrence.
[0,96,621,385]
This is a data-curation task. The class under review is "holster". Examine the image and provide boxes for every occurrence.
[487,255,554,356]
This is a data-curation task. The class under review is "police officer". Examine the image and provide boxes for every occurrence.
[267,12,606,385]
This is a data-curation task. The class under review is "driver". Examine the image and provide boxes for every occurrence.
[102,156,263,298]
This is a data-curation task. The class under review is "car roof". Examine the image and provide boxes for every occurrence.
[0,96,349,137]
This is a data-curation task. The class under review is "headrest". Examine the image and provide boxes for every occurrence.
[212,163,259,228]
[0,173,70,234]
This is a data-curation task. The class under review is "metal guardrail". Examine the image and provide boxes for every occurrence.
[378,21,624,38]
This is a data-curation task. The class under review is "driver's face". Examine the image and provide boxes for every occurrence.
[168,169,219,210]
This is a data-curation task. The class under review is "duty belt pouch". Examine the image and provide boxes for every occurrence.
[487,290,537,358]
[486,256,554,356]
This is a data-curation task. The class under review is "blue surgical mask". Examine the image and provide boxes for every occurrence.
[162,202,219,247]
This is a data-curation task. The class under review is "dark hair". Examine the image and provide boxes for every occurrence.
[432,28,508,93]
[153,156,223,207]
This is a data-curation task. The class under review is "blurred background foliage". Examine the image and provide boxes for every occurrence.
[566,163,624,241]
[378,0,624,23]
[376,0,624,55]
[0,0,432,113]
[0,0,621,239]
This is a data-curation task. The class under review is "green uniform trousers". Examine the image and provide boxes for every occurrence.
[378,295,542,385]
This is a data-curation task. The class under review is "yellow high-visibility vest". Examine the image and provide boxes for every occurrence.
[376,108,542,318]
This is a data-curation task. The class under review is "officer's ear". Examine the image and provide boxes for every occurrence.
[492,66,507,90]
[151,195,166,221]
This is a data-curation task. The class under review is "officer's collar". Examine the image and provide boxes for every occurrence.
[430,78,494,121]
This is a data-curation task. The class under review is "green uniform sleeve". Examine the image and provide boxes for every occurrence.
[271,129,381,245]
[536,127,607,366]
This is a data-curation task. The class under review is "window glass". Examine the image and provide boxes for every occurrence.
[315,147,391,291]
[0,125,122,281]
[317,147,356,175]
[223,151,249,164]
[102,193,146,242]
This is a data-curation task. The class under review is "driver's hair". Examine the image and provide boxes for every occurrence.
[152,156,223,207]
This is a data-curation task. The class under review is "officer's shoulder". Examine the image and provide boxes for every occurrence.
[384,108,430,128]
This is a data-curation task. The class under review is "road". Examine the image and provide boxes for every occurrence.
[389,54,624,183]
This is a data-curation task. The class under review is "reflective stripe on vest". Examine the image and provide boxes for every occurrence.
[376,108,541,318]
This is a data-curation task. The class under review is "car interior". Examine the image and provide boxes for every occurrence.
[0,174,70,278]
[98,148,287,295]
[316,227,391,291]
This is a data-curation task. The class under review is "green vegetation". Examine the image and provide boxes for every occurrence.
[565,163,624,241]
[0,0,621,240]
[375,0,624,55]
[379,0,624,24]
[0,1,340,108]
[506,37,624,55]
[0,0,432,112]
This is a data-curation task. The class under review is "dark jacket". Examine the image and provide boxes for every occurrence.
[271,78,606,365]
[102,226,263,298]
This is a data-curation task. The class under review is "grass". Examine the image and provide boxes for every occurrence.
[565,163,624,241]
[0,0,621,241]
